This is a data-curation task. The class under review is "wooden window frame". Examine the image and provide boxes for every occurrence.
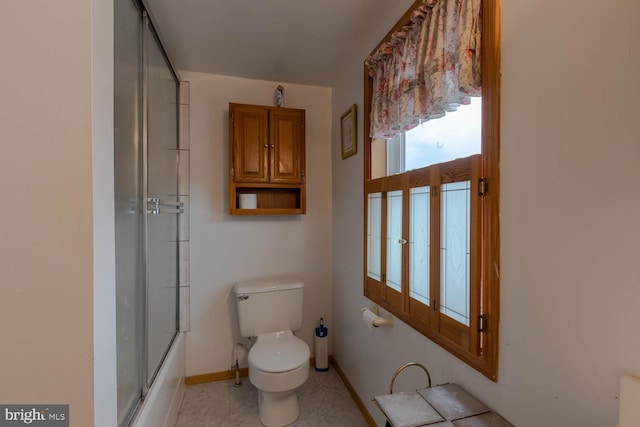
[363,0,501,381]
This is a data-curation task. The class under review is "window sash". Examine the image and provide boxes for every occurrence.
[409,185,430,306]
[440,180,471,326]
[367,192,383,282]
[386,190,403,293]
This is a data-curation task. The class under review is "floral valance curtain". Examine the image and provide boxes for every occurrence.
[365,0,482,139]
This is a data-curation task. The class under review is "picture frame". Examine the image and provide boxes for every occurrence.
[340,104,357,159]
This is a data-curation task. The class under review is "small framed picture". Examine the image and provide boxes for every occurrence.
[340,104,357,159]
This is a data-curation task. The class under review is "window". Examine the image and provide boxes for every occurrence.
[363,0,500,380]
[373,97,482,178]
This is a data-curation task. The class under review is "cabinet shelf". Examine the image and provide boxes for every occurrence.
[231,185,305,214]
[233,208,305,215]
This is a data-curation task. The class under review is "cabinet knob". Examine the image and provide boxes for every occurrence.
[264,144,269,148]
[270,144,275,148]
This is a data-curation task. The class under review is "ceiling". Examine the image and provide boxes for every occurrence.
[144,0,408,87]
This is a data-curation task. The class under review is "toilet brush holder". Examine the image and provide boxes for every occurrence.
[314,318,329,371]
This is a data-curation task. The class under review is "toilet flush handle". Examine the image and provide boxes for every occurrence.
[237,294,249,301]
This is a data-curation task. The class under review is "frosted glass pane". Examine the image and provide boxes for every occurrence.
[114,0,143,424]
[367,193,382,281]
[410,186,430,305]
[386,190,403,292]
[440,181,471,326]
[146,22,179,385]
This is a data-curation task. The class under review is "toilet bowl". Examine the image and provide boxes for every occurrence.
[249,331,310,426]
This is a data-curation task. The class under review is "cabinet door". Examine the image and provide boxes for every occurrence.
[269,109,305,184]
[231,104,269,182]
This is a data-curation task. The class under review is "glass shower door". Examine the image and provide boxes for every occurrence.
[143,15,179,386]
[115,2,180,424]
[114,0,143,424]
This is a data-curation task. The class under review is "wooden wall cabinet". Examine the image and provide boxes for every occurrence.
[229,103,306,214]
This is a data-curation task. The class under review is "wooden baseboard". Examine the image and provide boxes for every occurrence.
[185,367,249,385]
[185,358,317,386]
[330,357,377,427]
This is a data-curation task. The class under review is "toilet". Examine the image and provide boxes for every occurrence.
[234,276,310,427]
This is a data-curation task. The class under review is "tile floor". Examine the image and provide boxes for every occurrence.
[176,368,369,427]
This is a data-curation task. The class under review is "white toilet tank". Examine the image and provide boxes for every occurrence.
[234,276,304,337]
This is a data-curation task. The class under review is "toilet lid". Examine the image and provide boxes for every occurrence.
[249,331,310,373]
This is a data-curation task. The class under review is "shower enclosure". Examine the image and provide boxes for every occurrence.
[114,0,181,425]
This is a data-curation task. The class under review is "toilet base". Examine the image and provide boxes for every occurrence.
[258,389,300,427]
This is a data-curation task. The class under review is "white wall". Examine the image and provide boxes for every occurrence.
[332,1,640,427]
[0,1,108,425]
[182,71,333,376]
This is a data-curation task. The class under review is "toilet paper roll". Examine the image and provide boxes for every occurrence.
[362,308,379,329]
[239,193,257,209]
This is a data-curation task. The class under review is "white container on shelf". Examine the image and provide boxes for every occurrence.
[239,193,257,209]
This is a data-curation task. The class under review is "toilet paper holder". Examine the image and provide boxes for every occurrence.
[361,306,394,328]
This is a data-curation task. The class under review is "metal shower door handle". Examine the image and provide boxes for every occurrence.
[145,197,184,215]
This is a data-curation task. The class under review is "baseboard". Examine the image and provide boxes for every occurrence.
[185,367,247,385]
[330,357,377,427]
[185,358,317,385]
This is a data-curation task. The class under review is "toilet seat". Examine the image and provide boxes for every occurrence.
[249,330,310,373]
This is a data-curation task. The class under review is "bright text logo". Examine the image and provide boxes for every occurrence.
[0,405,68,427]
